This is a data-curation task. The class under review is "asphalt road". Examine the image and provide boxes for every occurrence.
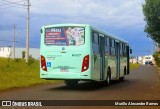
[0,65,160,109]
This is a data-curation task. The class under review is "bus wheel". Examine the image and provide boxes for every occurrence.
[65,80,78,88]
[124,66,126,75]
[106,69,111,85]
[120,66,126,81]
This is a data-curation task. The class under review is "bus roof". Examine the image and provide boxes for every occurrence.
[90,26,129,44]
[42,23,129,44]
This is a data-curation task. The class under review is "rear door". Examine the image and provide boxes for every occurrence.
[99,34,105,80]
[115,42,120,78]
[92,32,105,81]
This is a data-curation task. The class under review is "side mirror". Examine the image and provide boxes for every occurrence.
[130,49,132,54]
[40,29,43,33]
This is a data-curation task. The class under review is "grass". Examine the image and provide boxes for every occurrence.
[130,63,139,70]
[0,57,139,91]
[0,58,62,91]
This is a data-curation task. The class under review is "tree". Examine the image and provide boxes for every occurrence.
[143,0,160,43]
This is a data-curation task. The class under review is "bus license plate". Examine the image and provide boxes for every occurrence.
[60,68,69,72]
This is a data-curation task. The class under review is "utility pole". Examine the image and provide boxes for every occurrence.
[13,25,16,60]
[26,0,30,63]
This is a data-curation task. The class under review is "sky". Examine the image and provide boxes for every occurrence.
[0,0,155,56]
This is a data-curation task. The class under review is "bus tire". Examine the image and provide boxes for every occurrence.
[119,76,125,81]
[65,80,78,88]
[124,66,126,75]
[106,68,111,86]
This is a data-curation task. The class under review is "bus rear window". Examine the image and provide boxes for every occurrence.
[45,27,85,46]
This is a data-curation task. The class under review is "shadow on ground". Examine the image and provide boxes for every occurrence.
[48,79,138,91]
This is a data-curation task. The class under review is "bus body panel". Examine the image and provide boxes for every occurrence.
[109,56,117,79]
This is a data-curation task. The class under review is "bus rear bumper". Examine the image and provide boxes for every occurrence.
[40,72,91,80]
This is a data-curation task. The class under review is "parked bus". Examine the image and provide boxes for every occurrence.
[40,24,130,87]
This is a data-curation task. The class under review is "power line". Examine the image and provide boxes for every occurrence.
[0,0,26,9]
[0,40,36,47]
[0,40,23,44]
[1,0,26,6]
[0,4,26,9]
[0,5,26,9]
[0,40,13,43]
[16,41,25,45]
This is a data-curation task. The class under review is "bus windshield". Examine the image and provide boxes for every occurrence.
[45,27,85,46]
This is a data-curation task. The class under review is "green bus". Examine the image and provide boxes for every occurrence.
[40,24,130,87]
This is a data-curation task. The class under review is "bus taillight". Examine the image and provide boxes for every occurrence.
[41,55,47,71]
[81,55,89,72]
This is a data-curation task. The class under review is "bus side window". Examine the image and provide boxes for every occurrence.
[111,39,115,56]
[110,38,112,55]
[92,32,99,54]
[123,44,127,57]
[105,37,110,55]
[122,43,124,57]
[106,37,110,46]
[112,39,115,47]
[120,42,123,57]
[94,32,99,44]
[92,32,94,43]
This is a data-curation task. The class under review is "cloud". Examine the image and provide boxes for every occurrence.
[0,0,150,51]
[0,0,146,30]
[30,0,145,28]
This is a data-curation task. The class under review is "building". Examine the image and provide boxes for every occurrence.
[130,55,154,65]
[0,46,40,59]
[130,57,138,64]
[138,56,143,64]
